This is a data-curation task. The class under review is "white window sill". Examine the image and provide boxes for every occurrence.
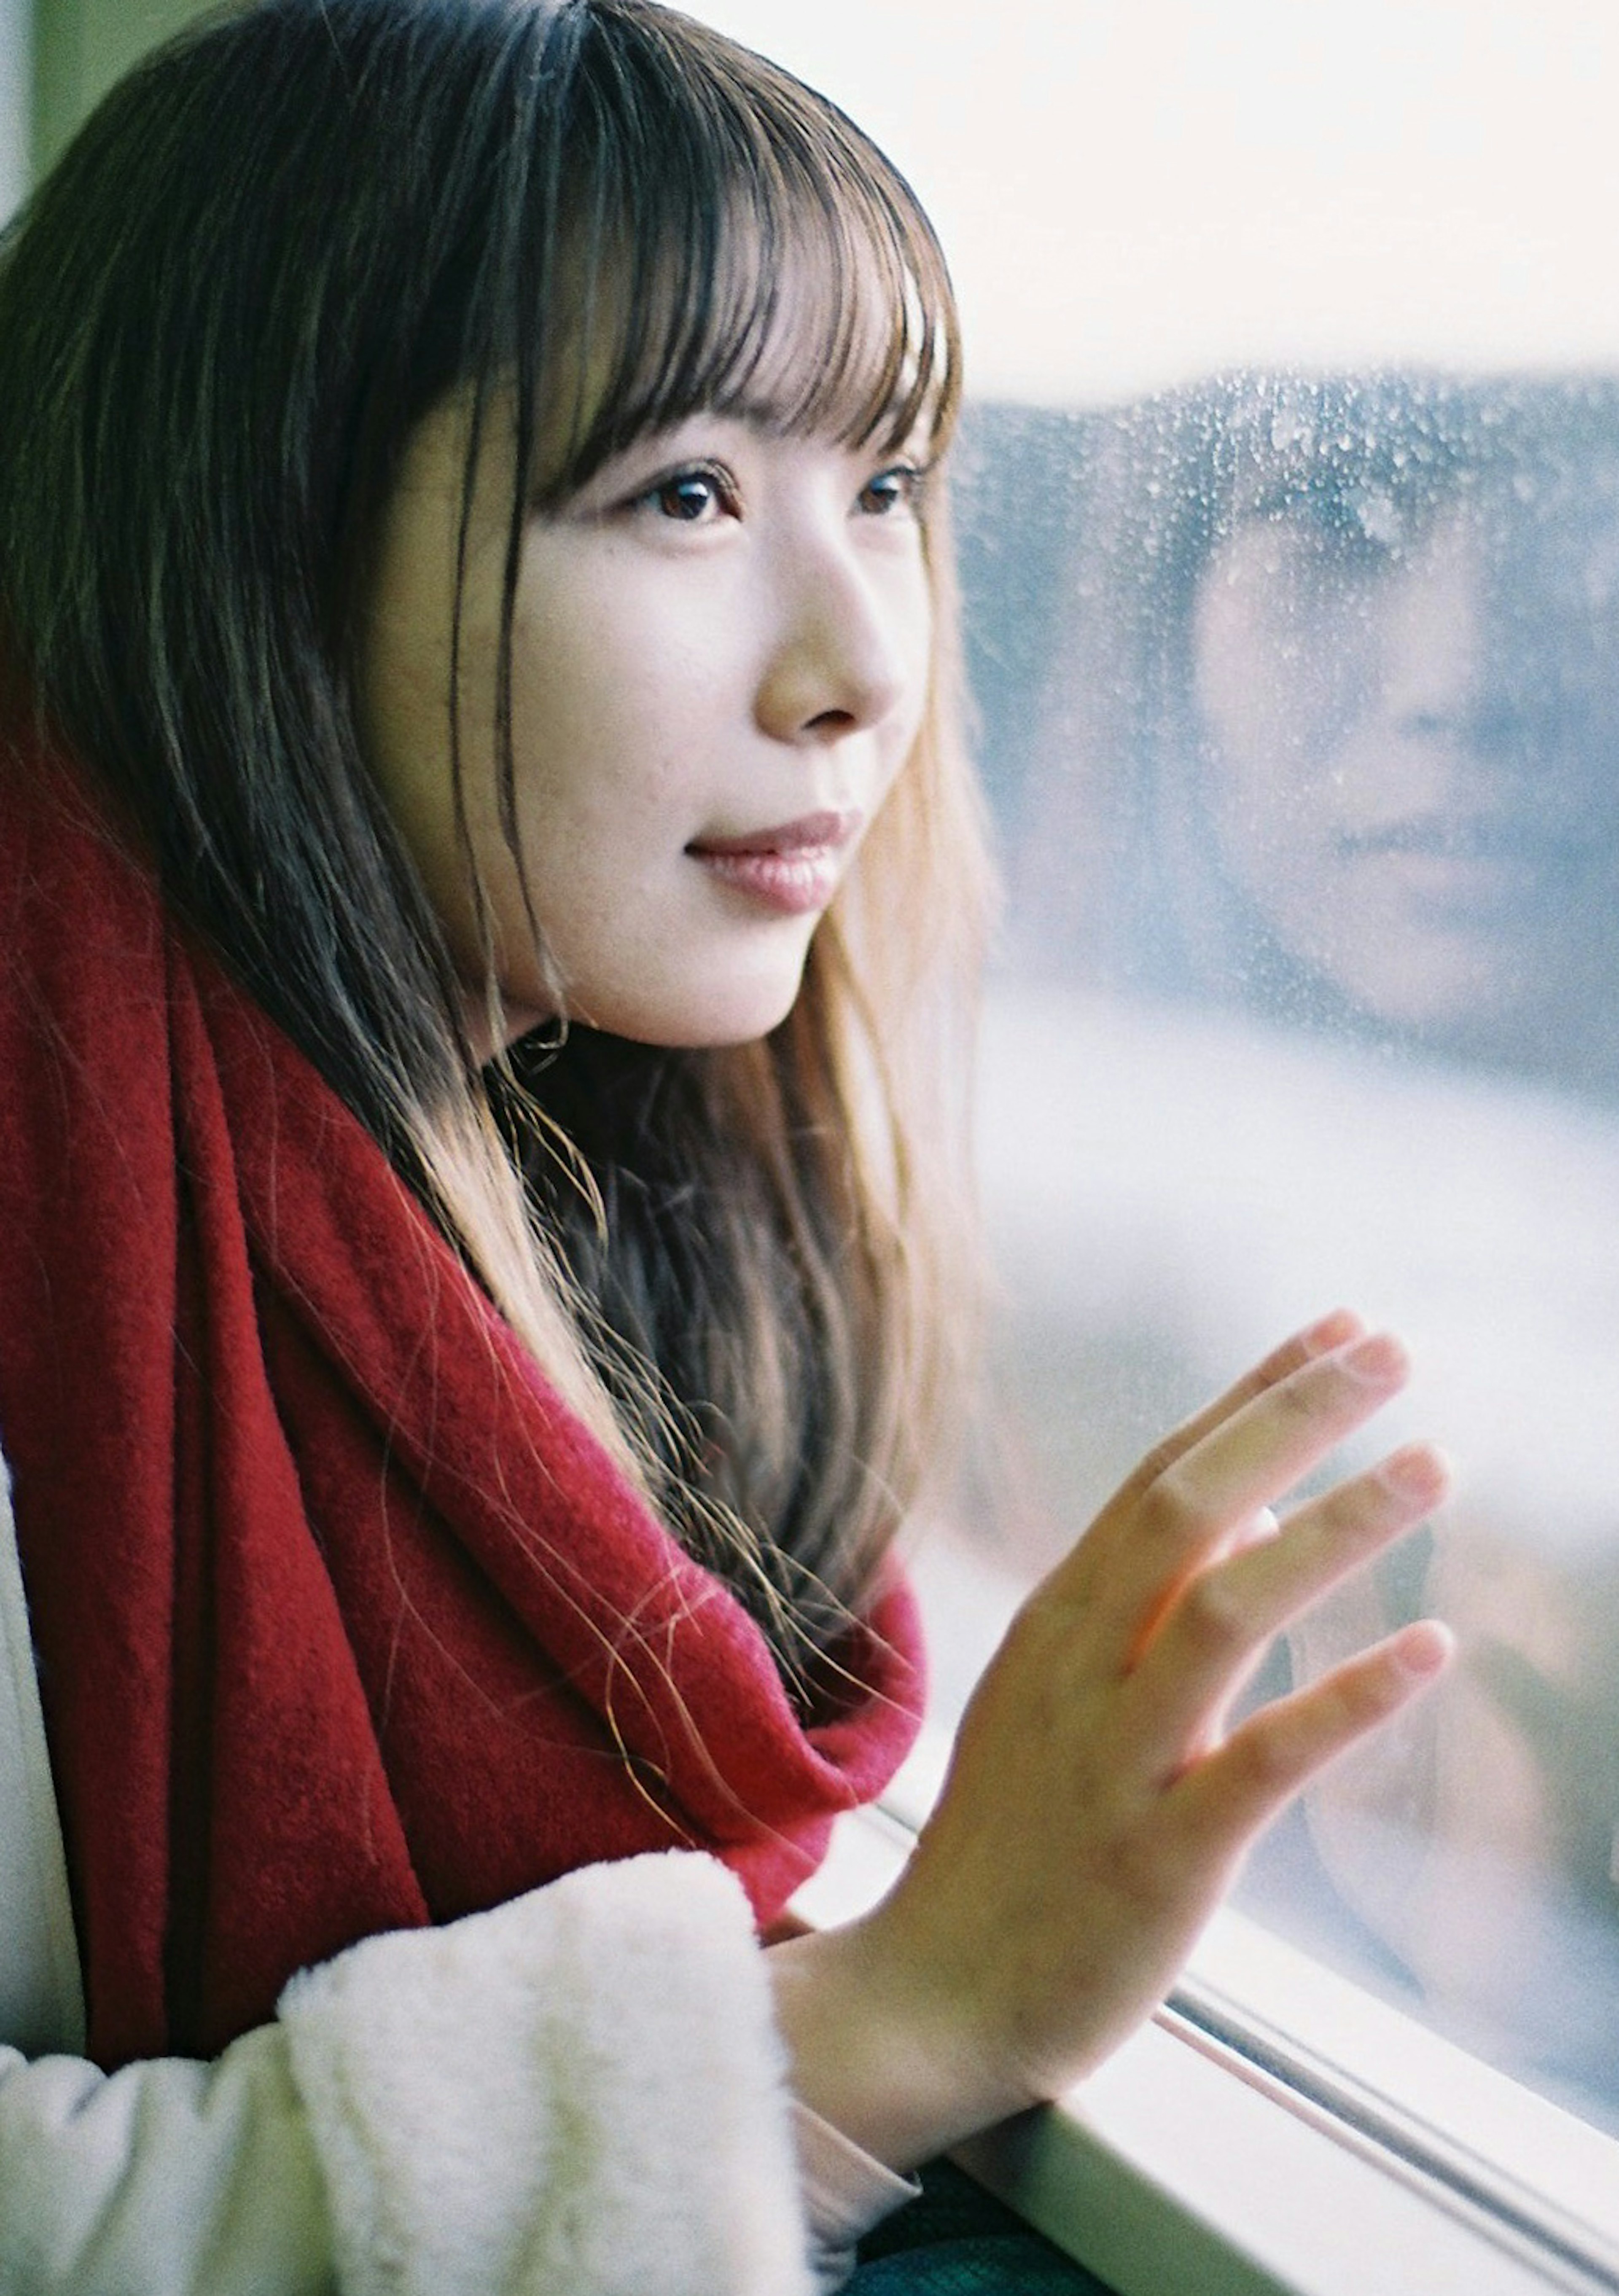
[790,1753,1619,2296]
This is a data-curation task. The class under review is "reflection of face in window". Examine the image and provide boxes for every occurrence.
[1189,477,1619,1069]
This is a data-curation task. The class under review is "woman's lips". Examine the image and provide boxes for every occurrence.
[1332,815,1567,919]
[686,809,862,916]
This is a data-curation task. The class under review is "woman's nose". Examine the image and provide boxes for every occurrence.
[753,535,924,747]
[1377,515,1485,733]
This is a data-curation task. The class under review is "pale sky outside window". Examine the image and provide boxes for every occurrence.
[685,0,1619,403]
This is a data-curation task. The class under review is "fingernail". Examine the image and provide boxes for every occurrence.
[1339,1331,1409,1387]
[1301,1307,1362,1355]
[1394,1621,1454,1680]
[1377,1443,1450,1507]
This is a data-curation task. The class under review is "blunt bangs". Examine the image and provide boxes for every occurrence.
[516,0,962,504]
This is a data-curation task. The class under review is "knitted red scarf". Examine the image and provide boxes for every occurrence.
[0,746,923,2070]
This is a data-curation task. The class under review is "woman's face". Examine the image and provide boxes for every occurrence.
[1191,491,1619,1045]
[359,392,933,1052]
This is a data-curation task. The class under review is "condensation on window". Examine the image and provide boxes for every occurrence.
[933,371,1619,2140]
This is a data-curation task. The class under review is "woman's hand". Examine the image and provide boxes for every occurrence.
[769,1308,1453,2170]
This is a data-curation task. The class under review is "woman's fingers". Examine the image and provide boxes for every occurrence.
[1106,1307,1366,1510]
[1170,1619,1455,1856]
[1125,1440,1452,1764]
[1064,1327,1415,1659]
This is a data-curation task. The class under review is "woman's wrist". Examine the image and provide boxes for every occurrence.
[765,1908,1032,2175]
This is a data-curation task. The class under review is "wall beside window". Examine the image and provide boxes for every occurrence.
[28,0,213,181]
[0,0,26,216]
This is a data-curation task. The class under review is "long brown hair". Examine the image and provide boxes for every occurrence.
[0,0,992,1696]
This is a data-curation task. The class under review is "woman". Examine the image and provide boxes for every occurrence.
[0,2,1451,2287]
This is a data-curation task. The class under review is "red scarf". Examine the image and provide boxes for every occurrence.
[0,745,922,2069]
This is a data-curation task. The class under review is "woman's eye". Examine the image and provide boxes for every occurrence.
[858,463,926,517]
[638,466,735,523]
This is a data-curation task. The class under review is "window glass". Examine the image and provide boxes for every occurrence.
[952,376,1619,2140]
[685,0,1619,2144]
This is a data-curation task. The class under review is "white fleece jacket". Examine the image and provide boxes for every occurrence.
[0,1454,909,2295]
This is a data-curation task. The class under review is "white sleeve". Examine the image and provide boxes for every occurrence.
[0,1852,816,2296]
[280,1851,814,2296]
[793,2101,922,2291]
[0,2022,334,2294]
